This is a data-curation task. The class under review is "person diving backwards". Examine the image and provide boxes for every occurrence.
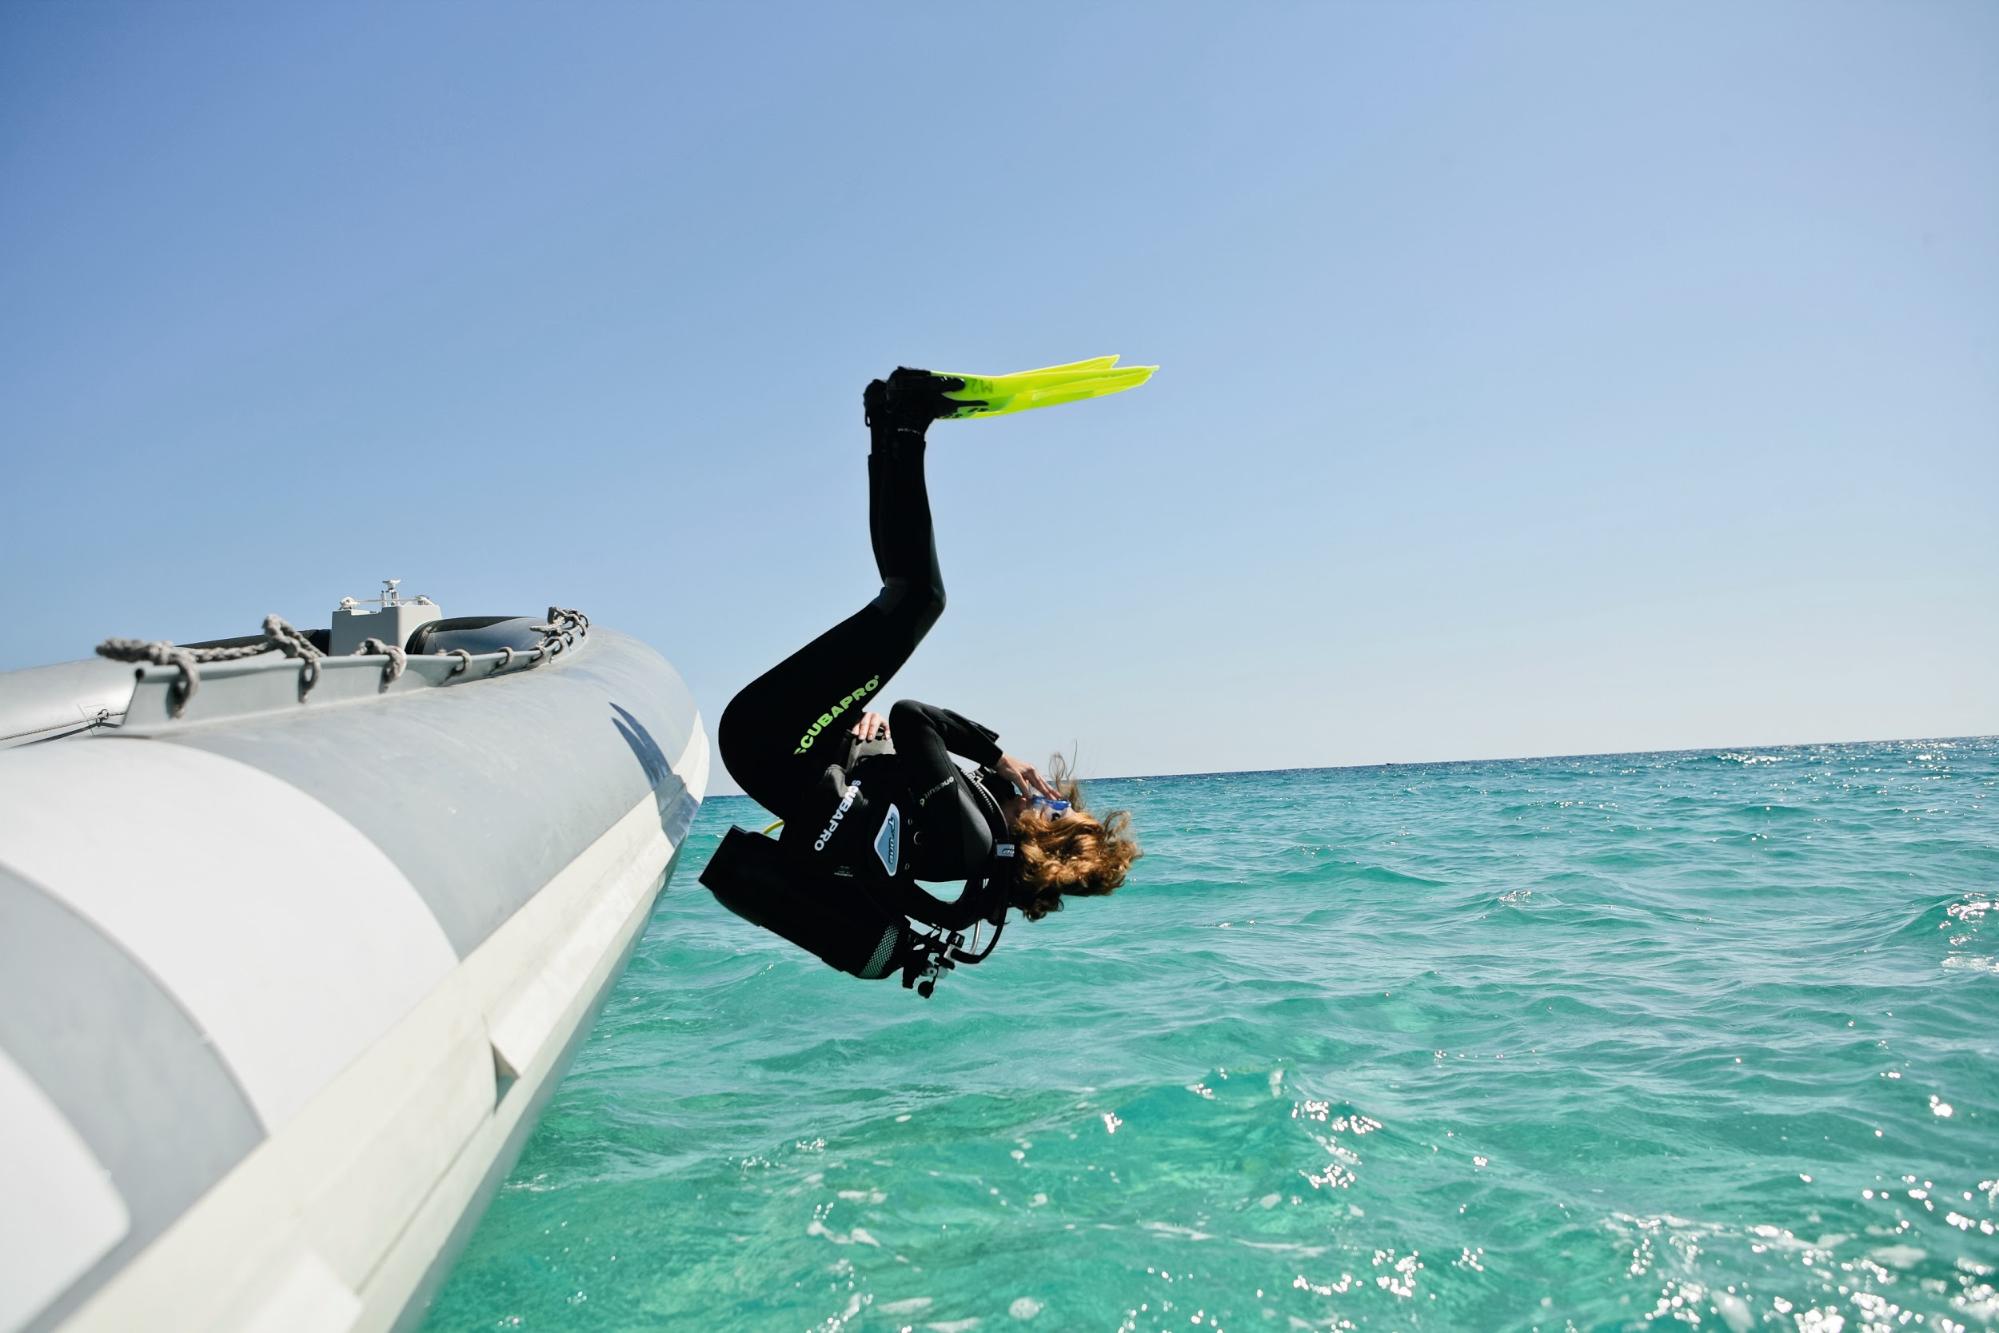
[700,358,1152,996]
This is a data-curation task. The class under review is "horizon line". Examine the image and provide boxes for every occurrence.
[701,732,1997,799]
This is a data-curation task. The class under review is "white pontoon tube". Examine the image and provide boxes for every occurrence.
[0,582,708,1333]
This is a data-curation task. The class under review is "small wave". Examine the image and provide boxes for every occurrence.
[1939,891,1998,975]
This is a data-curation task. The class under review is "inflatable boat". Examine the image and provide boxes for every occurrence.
[0,582,708,1332]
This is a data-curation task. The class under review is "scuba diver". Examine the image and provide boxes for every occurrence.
[702,359,1151,995]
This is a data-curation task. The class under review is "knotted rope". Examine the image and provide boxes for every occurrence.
[352,637,408,685]
[97,605,587,716]
[96,614,325,717]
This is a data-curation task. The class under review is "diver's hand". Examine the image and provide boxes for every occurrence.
[851,711,888,742]
[997,753,1060,801]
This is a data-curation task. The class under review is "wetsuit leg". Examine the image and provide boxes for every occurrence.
[718,415,945,815]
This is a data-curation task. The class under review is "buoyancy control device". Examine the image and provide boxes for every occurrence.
[699,767,1016,997]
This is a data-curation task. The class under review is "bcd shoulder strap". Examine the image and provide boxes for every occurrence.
[959,765,1019,927]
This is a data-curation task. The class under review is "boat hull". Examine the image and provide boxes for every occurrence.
[0,627,706,1332]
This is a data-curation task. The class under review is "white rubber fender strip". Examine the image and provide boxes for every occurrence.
[676,715,711,821]
[0,1047,128,1333]
[0,741,458,1131]
[238,1250,361,1333]
[487,789,680,1079]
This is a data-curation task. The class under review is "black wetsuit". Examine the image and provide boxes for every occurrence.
[716,411,1005,929]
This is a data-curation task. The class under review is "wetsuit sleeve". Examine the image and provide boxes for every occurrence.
[890,699,1001,839]
[888,699,1002,768]
[888,698,1001,897]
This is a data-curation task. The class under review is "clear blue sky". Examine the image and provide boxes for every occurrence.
[3,3,1993,789]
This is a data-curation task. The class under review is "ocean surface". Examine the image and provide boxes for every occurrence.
[423,738,1998,1332]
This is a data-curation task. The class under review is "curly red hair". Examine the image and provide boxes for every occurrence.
[1011,756,1140,921]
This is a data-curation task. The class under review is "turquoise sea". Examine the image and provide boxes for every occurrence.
[425,738,1998,1331]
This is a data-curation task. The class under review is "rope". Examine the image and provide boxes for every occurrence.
[352,637,407,684]
[532,607,587,643]
[97,604,586,716]
[263,615,324,692]
[96,616,322,716]
[93,615,325,719]
[527,607,588,665]
[263,614,321,658]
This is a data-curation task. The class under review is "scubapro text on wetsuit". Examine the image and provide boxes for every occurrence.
[813,781,861,852]
[794,676,881,754]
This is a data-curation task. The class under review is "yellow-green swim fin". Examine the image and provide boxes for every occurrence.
[955,355,1120,387]
[932,357,1157,421]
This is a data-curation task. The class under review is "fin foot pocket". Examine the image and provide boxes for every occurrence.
[869,367,967,430]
